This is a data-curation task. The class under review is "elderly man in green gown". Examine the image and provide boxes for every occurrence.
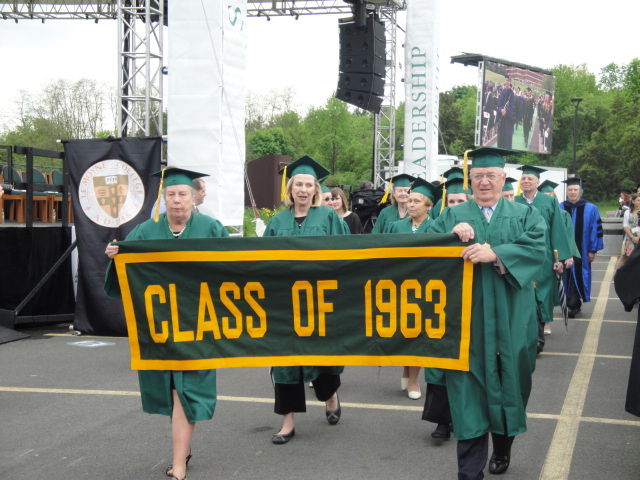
[515,166,572,350]
[428,148,547,479]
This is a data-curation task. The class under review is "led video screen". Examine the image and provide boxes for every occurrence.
[477,60,555,154]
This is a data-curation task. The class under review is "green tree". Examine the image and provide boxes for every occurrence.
[247,127,294,159]
[303,97,373,179]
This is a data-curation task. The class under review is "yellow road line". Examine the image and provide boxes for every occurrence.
[541,352,632,360]
[3,386,639,426]
[539,256,617,480]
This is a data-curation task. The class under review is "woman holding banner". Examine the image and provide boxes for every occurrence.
[104,167,229,480]
[263,155,346,445]
[388,178,438,401]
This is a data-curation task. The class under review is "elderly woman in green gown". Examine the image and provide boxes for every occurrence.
[263,155,346,445]
[104,167,229,480]
[371,173,416,233]
[388,178,439,400]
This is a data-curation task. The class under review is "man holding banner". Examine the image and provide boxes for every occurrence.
[428,147,546,479]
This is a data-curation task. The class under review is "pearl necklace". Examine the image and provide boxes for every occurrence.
[171,224,187,238]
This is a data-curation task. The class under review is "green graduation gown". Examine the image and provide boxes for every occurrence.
[429,198,546,440]
[515,192,572,323]
[430,198,443,220]
[387,216,432,233]
[263,205,346,383]
[387,216,443,385]
[371,204,408,234]
[104,212,229,423]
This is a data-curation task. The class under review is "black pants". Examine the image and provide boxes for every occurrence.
[457,434,488,480]
[457,354,515,478]
[274,373,340,415]
[567,267,582,312]
[422,383,452,425]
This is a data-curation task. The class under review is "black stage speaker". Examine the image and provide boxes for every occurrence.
[336,16,386,114]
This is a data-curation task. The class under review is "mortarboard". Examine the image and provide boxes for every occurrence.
[517,165,547,178]
[442,167,464,180]
[151,167,209,221]
[467,147,518,169]
[562,176,584,187]
[410,178,439,202]
[386,173,415,188]
[151,167,209,187]
[503,177,518,192]
[279,155,330,180]
[538,179,559,193]
[444,177,471,195]
[380,173,416,203]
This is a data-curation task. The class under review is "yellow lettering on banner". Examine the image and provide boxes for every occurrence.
[376,280,397,337]
[196,283,222,340]
[220,282,243,339]
[364,280,373,336]
[169,284,194,342]
[245,282,267,338]
[292,281,315,336]
[145,285,169,343]
[400,280,422,338]
[425,280,446,338]
[316,280,338,337]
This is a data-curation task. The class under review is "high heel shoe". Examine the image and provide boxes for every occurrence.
[165,449,192,477]
[326,394,341,425]
[272,429,295,445]
[400,377,409,391]
[408,385,422,400]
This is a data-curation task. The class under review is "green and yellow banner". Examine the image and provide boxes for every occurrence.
[113,234,473,371]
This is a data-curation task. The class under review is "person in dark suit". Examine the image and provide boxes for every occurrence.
[522,88,536,149]
[496,75,516,149]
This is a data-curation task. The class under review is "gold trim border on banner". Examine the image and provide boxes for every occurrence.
[114,245,473,372]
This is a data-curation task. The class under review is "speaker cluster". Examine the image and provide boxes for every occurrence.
[336,17,386,114]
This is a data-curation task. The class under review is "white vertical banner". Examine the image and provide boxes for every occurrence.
[168,0,246,227]
[403,0,440,181]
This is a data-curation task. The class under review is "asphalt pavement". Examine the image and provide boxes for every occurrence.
[1,255,639,480]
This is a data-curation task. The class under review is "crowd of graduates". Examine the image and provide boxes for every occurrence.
[104,149,622,480]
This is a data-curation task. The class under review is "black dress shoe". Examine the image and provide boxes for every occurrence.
[431,423,451,440]
[489,453,510,474]
[537,341,544,355]
[326,395,341,425]
[272,429,295,445]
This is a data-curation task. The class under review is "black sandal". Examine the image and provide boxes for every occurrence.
[165,449,192,477]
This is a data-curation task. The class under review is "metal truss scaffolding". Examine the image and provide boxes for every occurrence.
[372,5,398,187]
[117,0,164,137]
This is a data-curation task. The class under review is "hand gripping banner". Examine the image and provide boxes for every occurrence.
[112,234,473,371]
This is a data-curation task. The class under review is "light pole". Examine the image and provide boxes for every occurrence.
[571,97,583,175]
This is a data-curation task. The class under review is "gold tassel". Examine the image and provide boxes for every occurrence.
[280,165,288,202]
[153,168,166,222]
[516,177,522,196]
[463,149,472,190]
[440,181,446,213]
[380,179,392,204]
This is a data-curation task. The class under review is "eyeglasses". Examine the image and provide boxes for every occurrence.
[470,173,502,182]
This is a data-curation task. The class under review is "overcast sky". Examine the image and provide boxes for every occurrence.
[1,0,638,131]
